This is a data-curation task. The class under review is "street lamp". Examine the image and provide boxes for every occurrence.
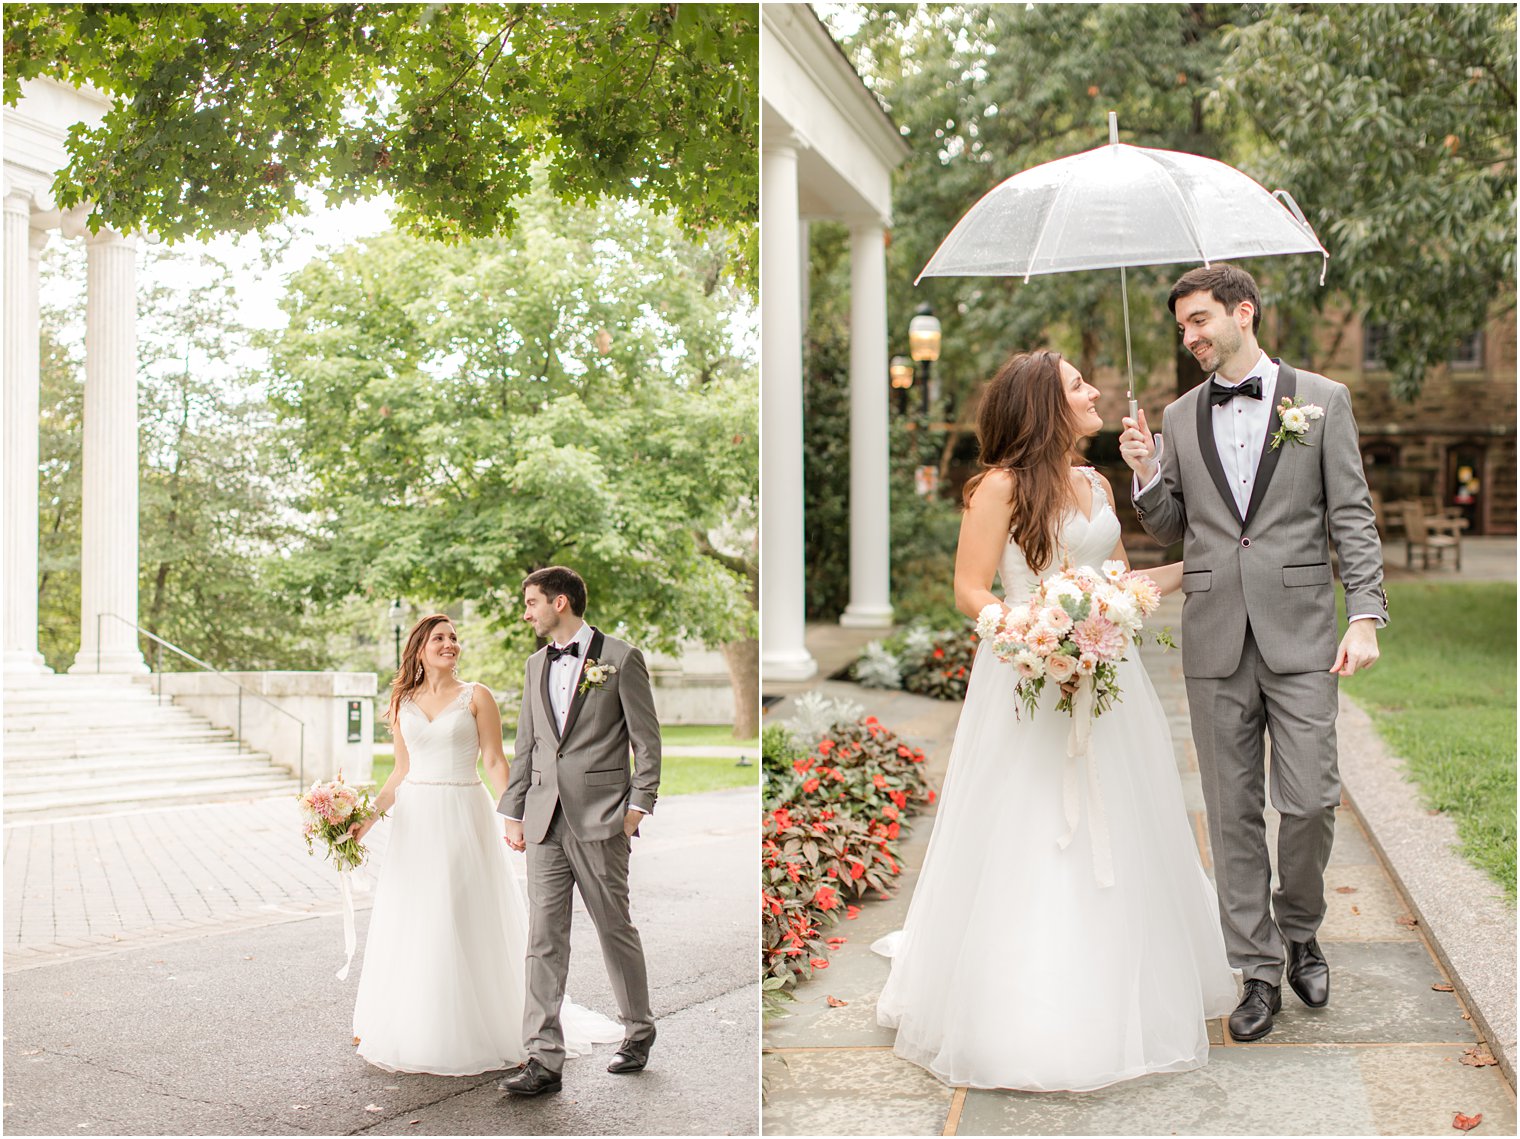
[889,355,914,417]
[388,599,404,673]
[908,303,942,420]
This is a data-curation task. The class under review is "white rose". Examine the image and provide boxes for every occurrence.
[585,665,606,684]
[1044,653,1079,683]
[1012,649,1043,678]
[1281,407,1307,432]
[1105,594,1140,633]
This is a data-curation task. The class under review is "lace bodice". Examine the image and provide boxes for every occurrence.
[998,468,1122,602]
[397,683,481,783]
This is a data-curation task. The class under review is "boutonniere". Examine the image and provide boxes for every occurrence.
[577,659,617,696]
[1270,396,1324,450]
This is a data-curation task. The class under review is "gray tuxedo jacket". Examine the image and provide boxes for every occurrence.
[497,628,662,844]
[1135,362,1388,679]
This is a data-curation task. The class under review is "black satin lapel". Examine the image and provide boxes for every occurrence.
[1243,361,1297,529]
[559,628,605,745]
[538,650,559,741]
[1196,380,1244,526]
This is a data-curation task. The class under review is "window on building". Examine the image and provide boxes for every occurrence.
[1362,322,1485,372]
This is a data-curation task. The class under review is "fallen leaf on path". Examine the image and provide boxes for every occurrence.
[826,937,846,948]
[1462,1013,1472,1021]
[243,955,254,961]
[845,905,861,920]
[363,1104,383,1113]
[291,1105,310,1111]
[825,995,848,1008]
[1452,1112,1482,1131]
[1460,1046,1497,1068]
[408,1121,420,1127]
[352,1036,361,1046]
[1351,906,1360,915]
[1432,982,1455,993]
[1396,915,1419,928]
[1334,886,1358,894]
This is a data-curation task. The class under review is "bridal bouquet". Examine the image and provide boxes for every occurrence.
[298,775,381,872]
[977,561,1173,722]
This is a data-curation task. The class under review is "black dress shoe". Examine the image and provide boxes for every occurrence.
[1228,979,1282,1042]
[607,1027,655,1074]
[1285,936,1330,1007]
[497,1058,562,1095]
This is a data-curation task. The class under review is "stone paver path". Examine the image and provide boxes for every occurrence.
[762,595,1517,1135]
[3,796,384,971]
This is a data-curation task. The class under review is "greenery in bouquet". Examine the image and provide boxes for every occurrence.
[298,776,381,872]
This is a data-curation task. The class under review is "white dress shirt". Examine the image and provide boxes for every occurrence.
[546,621,595,733]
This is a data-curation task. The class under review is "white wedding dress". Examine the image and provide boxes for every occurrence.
[874,469,1237,1092]
[352,682,621,1075]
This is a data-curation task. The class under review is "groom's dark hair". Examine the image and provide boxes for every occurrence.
[1168,263,1262,334]
[522,566,588,616]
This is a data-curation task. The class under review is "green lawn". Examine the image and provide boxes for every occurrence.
[660,724,759,748]
[367,752,756,798]
[1340,583,1516,901]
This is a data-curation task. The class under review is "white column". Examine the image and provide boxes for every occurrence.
[71,226,146,674]
[840,221,894,628]
[3,190,52,672]
[759,131,816,681]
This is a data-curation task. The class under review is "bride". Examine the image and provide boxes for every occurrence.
[874,350,1237,1092]
[347,614,621,1075]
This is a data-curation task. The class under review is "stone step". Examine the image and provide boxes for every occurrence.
[1,742,269,778]
[3,775,302,820]
[5,760,287,795]
[3,726,238,755]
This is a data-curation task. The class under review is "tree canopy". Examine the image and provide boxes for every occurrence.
[821,2,1515,403]
[267,177,758,659]
[3,3,758,285]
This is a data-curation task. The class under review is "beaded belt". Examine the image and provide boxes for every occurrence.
[409,778,481,787]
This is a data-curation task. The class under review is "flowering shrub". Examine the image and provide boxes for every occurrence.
[851,620,978,702]
[761,702,936,1015]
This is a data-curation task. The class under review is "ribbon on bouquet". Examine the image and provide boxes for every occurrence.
[336,868,358,980]
[1056,676,1115,888]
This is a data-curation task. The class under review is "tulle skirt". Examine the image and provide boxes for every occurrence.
[352,780,620,1075]
[875,641,1238,1092]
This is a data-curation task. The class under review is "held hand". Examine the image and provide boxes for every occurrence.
[502,818,527,853]
[1119,409,1158,482]
[347,818,373,844]
[623,809,643,839]
[1331,621,1380,677]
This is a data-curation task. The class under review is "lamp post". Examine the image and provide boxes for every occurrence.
[908,303,942,421]
[889,355,914,417]
[388,599,404,673]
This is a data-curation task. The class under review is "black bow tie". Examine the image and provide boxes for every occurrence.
[1210,375,1263,406]
[546,642,581,663]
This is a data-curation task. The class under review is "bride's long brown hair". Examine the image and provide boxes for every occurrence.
[962,350,1085,575]
[385,614,456,725]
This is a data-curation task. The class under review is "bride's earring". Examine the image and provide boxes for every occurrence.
[415,662,424,682]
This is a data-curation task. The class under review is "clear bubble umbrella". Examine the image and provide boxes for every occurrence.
[916,114,1329,416]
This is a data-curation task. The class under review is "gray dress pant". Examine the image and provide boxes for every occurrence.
[523,804,653,1072]
[1186,626,1340,984]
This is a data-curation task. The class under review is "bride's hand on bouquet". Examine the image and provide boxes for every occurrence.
[346,818,373,844]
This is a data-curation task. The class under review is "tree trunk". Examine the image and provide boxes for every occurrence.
[720,636,759,739]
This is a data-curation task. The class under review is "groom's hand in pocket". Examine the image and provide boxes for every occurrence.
[503,818,527,852]
[623,809,643,839]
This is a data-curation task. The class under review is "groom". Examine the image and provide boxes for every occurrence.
[497,565,661,1094]
[1119,264,1386,1043]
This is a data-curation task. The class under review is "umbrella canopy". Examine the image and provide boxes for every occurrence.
[916,137,1328,284]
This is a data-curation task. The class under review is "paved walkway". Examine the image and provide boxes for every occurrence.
[4,787,758,1135]
[761,595,1516,1135]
